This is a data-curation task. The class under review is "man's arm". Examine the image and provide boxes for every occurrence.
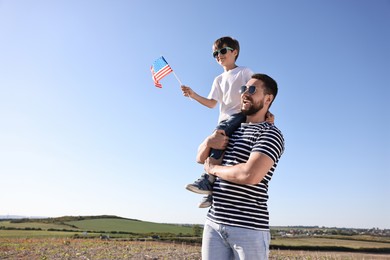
[196,130,228,164]
[204,152,274,185]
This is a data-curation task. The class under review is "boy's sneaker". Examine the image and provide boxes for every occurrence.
[198,195,212,208]
[185,173,212,194]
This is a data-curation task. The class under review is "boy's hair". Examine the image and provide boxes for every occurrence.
[213,36,240,61]
[252,73,278,107]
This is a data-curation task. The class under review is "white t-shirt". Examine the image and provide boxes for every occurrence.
[208,66,254,123]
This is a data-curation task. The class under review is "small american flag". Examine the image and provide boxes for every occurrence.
[150,56,173,88]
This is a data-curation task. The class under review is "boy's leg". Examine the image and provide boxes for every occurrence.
[185,173,214,194]
[209,112,246,159]
[185,113,246,195]
[217,112,246,136]
[198,194,213,208]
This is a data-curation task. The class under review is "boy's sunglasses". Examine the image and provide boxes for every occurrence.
[240,85,257,95]
[212,47,234,58]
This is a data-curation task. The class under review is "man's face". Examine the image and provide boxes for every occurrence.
[241,79,265,116]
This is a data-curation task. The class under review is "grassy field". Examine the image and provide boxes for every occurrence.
[0,230,80,238]
[1,216,194,235]
[0,221,70,231]
[1,216,390,259]
[1,238,390,259]
[65,218,193,234]
[270,237,390,256]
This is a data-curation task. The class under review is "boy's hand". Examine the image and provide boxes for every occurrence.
[266,111,275,124]
[181,85,194,98]
[207,130,228,150]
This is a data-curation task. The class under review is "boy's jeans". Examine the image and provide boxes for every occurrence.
[202,219,270,260]
[210,112,246,159]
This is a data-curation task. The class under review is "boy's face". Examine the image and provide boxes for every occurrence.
[213,44,237,66]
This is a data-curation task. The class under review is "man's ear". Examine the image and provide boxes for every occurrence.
[265,94,274,105]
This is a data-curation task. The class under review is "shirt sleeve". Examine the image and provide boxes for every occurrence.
[243,67,254,82]
[207,76,222,102]
[252,126,284,163]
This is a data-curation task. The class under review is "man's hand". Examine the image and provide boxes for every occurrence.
[204,156,223,175]
[197,130,228,164]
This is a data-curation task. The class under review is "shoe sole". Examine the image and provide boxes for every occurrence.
[185,184,212,195]
[198,203,211,208]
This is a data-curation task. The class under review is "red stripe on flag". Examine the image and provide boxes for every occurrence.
[150,57,174,88]
[150,66,163,88]
[154,65,173,81]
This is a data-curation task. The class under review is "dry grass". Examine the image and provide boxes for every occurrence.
[1,238,390,259]
[270,249,390,260]
[0,238,200,259]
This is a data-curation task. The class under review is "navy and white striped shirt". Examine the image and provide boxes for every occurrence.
[207,122,285,231]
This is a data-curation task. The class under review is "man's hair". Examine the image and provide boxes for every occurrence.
[213,36,240,61]
[252,73,278,107]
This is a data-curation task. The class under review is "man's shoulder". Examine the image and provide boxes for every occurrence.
[265,123,283,135]
[249,122,284,137]
[252,123,285,153]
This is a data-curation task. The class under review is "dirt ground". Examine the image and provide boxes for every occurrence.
[1,238,389,259]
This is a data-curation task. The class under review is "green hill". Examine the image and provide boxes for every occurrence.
[66,217,193,234]
[0,215,195,235]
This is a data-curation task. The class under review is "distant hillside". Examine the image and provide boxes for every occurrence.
[1,215,195,235]
[0,215,130,222]
[0,215,46,219]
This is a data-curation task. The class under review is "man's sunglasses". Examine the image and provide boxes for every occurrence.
[240,85,257,95]
[212,47,234,58]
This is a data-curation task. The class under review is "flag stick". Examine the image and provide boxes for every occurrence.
[172,71,182,85]
[172,71,192,100]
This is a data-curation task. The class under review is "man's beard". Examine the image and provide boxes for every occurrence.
[242,99,264,116]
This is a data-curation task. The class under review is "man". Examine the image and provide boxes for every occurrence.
[197,73,285,259]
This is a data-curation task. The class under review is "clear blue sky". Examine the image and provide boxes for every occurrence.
[1,0,389,229]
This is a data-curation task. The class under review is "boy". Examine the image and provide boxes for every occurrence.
[181,36,273,208]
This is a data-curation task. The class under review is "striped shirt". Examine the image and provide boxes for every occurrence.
[206,122,285,231]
